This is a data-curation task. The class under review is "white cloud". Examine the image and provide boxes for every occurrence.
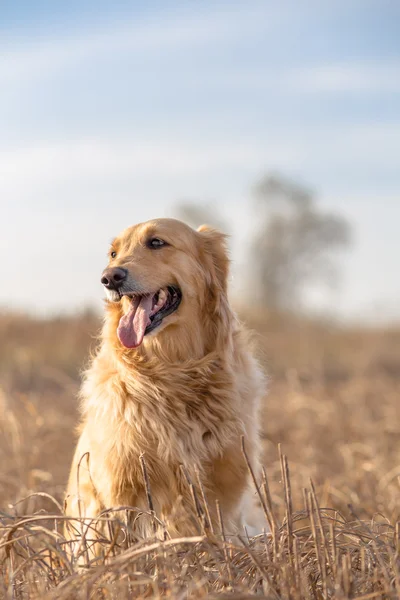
[0,136,300,193]
[0,4,274,85]
[1,119,399,202]
[286,63,400,94]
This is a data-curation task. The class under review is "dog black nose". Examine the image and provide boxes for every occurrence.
[101,267,128,290]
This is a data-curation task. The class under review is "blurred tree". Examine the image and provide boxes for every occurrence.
[251,173,351,311]
[174,201,227,232]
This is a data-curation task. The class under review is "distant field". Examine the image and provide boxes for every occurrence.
[1,309,400,598]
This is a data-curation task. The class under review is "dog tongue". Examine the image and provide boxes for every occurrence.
[117,295,153,348]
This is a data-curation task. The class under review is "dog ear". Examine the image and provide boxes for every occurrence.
[197,224,230,294]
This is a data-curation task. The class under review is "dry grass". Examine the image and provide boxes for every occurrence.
[1,308,400,598]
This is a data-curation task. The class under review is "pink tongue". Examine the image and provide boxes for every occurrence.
[117,295,153,348]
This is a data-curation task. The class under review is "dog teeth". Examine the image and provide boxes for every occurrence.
[152,289,167,313]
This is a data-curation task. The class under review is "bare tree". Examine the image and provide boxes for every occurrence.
[173,175,351,313]
[251,173,351,311]
[253,172,313,212]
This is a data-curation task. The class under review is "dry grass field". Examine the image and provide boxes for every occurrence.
[1,308,400,598]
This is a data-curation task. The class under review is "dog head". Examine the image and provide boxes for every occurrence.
[101,218,232,356]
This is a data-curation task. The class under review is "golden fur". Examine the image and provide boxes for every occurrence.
[65,218,266,549]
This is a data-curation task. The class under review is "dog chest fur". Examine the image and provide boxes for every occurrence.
[75,348,250,510]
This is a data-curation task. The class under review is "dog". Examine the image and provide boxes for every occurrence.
[65,218,266,555]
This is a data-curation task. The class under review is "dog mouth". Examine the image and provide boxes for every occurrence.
[116,286,182,349]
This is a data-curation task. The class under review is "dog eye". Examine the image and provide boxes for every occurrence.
[110,251,117,258]
[147,238,166,249]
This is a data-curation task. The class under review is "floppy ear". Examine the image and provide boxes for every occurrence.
[197,224,230,295]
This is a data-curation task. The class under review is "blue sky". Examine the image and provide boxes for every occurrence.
[1,1,399,321]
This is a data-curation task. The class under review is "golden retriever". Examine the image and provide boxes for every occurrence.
[65,218,266,552]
